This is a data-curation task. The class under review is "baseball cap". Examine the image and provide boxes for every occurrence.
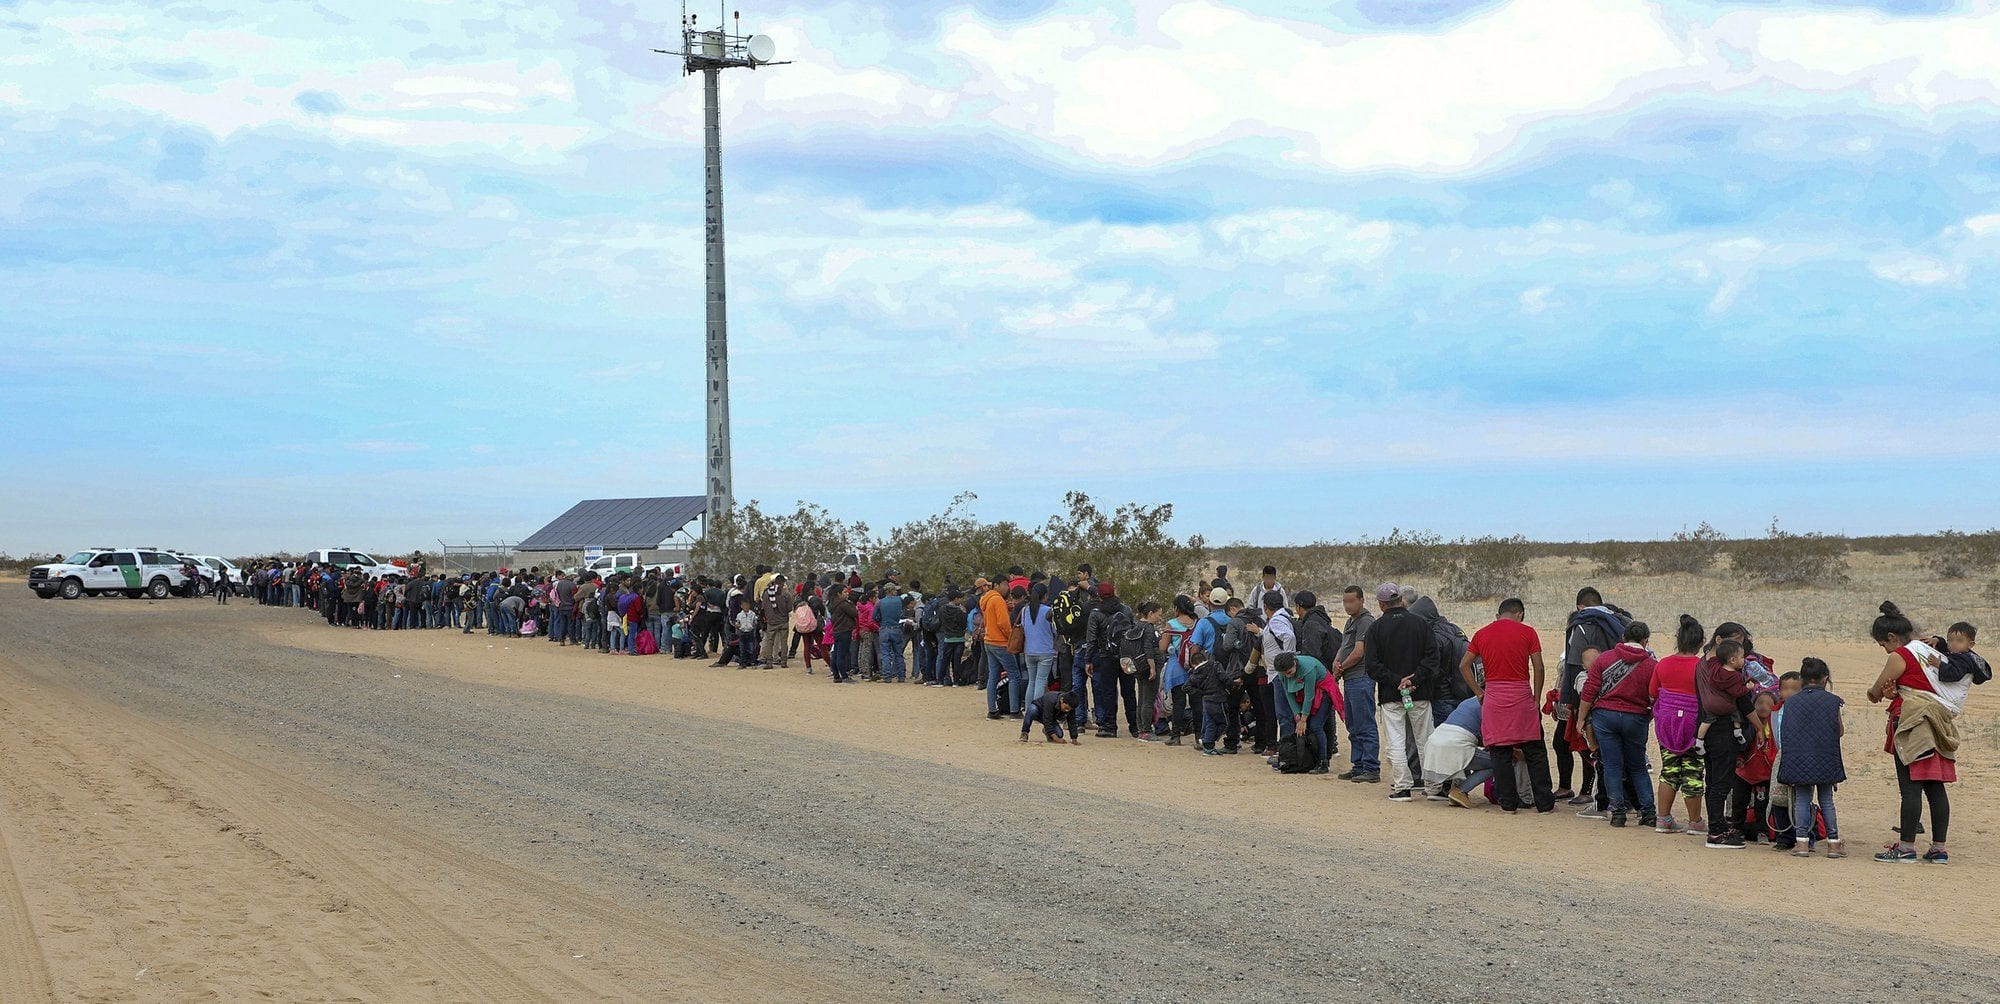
[1208,587,1229,605]
[1375,582,1400,604]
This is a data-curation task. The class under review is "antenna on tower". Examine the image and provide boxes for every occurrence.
[654,5,787,535]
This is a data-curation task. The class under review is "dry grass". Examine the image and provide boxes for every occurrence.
[1298,551,1997,643]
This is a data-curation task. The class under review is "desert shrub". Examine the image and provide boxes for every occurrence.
[1638,522,1726,576]
[1358,528,1445,577]
[1038,492,1206,606]
[1439,535,1535,601]
[876,492,1045,592]
[1582,540,1640,577]
[1729,520,1851,588]
[1988,579,2000,605]
[1852,534,1934,556]
[1919,530,2000,581]
[692,500,869,579]
[1209,542,1373,599]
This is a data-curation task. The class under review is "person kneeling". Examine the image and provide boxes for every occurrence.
[1022,689,1078,745]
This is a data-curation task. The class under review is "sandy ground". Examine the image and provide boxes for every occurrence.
[2,585,1998,1002]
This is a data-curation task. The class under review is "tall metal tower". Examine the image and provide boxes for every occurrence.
[662,6,783,532]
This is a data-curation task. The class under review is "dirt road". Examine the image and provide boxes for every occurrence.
[1,588,1995,1002]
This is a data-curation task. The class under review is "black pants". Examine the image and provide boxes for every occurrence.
[1703,725,1745,837]
[1897,758,1950,843]
[1168,684,1193,738]
[1102,671,1139,734]
[1246,674,1276,752]
[1552,715,1578,790]
[1488,740,1556,811]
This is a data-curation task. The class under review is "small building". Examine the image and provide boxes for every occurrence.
[513,496,704,569]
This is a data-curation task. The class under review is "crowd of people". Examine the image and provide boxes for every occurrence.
[237,557,1989,863]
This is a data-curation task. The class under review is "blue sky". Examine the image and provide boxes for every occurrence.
[3,0,1997,556]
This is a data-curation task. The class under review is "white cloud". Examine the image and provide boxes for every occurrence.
[1871,255,1962,286]
[1962,214,2000,237]
[1728,5,2000,112]
[940,0,1694,172]
[1519,285,1553,315]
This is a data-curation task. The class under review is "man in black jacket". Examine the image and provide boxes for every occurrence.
[1291,590,1340,766]
[1363,582,1443,801]
[1082,583,1131,738]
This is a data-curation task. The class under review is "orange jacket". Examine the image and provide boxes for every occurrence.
[980,588,1012,647]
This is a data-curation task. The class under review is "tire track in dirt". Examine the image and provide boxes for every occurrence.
[0,651,862,1003]
[0,822,55,1004]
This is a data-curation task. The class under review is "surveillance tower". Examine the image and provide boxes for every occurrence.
[660,5,784,532]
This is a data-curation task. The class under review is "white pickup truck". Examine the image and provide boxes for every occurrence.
[28,548,193,600]
[579,553,684,581]
[304,548,408,581]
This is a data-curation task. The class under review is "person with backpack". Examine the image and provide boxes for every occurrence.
[1559,587,1629,805]
[1578,621,1660,828]
[1245,566,1285,618]
[1273,651,1334,774]
[1128,601,1166,741]
[1051,577,1094,735]
[1188,598,1246,755]
[790,585,820,669]
[1157,595,1199,745]
[1364,583,1444,802]
[1256,591,1298,751]
[1083,582,1133,738]
[1291,591,1340,765]
[916,590,946,684]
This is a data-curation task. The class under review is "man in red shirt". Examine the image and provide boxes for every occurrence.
[1463,597,1554,812]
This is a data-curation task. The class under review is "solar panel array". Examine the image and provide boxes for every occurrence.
[516,496,706,551]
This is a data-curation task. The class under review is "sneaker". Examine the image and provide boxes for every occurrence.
[1425,790,1450,802]
[1609,810,1628,828]
[1654,816,1686,835]
[987,712,1003,721]
[1551,789,1576,800]
[1220,746,1241,755]
[1202,747,1222,757]
[1164,736,1183,747]
[1352,772,1380,784]
[1095,730,1117,739]
[1307,766,1329,775]
[1447,787,1474,809]
[1874,846,1919,863]
[1638,811,1657,829]
[1388,789,1414,802]
[1135,733,1159,743]
[1336,769,1363,780]
[1706,833,1746,850]
[1923,848,1950,865]
[1686,823,1709,837]
[1576,807,1607,821]
[1565,794,1593,807]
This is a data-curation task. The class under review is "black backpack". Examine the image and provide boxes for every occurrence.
[1212,615,1247,668]
[1115,620,1153,671]
[919,598,942,634]
[1053,590,1089,640]
[1100,607,1133,654]
[1274,732,1313,774]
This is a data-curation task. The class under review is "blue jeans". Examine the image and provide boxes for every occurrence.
[1090,656,1121,730]
[1273,677,1294,739]
[1590,708,1657,813]
[550,606,569,642]
[1342,674,1380,772]
[1307,702,1334,770]
[832,631,854,681]
[985,649,1017,714]
[880,628,906,682]
[1200,698,1238,749]
[1019,654,1055,707]
[1792,783,1838,841]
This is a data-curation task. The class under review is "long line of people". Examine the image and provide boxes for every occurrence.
[238,557,1988,863]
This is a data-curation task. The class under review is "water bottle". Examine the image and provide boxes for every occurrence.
[1400,686,1415,711]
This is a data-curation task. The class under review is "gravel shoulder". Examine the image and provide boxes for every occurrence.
[1,589,1994,1002]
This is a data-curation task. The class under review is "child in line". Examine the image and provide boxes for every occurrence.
[1021,688,1077,744]
[1766,671,1804,849]
[1776,658,1845,858]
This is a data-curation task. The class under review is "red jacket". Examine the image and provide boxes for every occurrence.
[1581,643,1656,716]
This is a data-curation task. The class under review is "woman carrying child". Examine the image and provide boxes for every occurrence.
[1867,601,1961,864]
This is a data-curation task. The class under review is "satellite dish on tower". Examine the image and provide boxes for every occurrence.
[747,34,776,63]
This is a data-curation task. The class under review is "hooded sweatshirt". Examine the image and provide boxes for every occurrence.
[1294,606,1340,670]
[1580,642,1656,716]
